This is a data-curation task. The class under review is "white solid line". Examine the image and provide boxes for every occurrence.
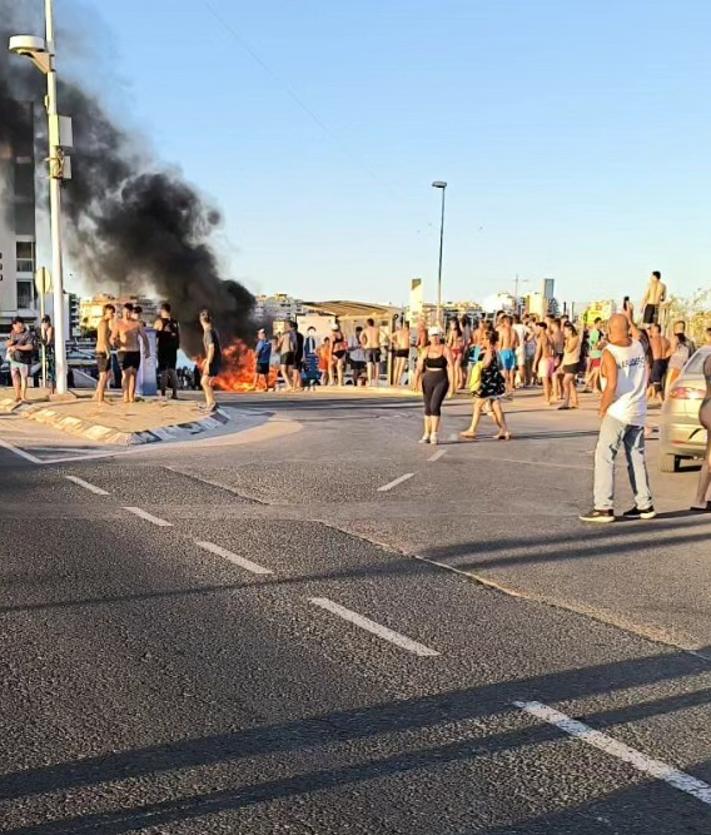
[65,475,109,496]
[514,700,711,806]
[377,472,415,492]
[195,540,273,575]
[428,449,447,463]
[123,506,173,527]
[0,437,43,464]
[309,597,439,657]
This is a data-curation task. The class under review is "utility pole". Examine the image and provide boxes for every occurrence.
[432,181,447,324]
[10,2,73,395]
[44,0,68,394]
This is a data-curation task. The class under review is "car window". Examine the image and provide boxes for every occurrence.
[685,348,711,374]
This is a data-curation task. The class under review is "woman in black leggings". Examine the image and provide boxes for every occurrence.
[692,352,711,511]
[415,325,454,445]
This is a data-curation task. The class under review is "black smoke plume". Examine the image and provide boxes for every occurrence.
[0,1,254,354]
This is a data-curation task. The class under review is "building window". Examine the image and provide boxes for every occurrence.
[17,280,34,309]
[16,241,35,274]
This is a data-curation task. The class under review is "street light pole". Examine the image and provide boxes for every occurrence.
[432,181,447,325]
[44,0,68,394]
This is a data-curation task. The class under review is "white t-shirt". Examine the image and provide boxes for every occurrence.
[601,340,648,426]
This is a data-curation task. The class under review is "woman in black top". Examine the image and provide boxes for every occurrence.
[414,325,454,446]
[692,352,711,511]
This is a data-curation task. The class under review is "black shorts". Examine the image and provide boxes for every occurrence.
[351,361,366,372]
[158,355,177,373]
[395,349,409,359]
[119,351,141,371]
[651,358,668,386]
[643,304,659,325]
[562,363,578,375]
[206,360,222,378]
[333,350,346,360]
[365,349,381,364]
[281,351,295,366]
[257,363,270,376]
[96,353,111,374]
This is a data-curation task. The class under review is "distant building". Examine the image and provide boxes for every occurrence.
[79,293,159,332]
[66,292,81,337]
[254,293,304,325]
[0,102,38,335]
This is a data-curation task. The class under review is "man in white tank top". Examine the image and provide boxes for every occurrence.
[580,313,655,523]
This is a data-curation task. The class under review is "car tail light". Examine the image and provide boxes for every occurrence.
[670,387,705,400]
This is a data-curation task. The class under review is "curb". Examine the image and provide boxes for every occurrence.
[25,406,231,446]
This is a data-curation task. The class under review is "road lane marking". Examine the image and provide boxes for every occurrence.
[428,449,447,462]
[514,700,711,806]
[65,475,109,496]
[195,540,273,575]
[377,472,415,492]
[309,597,439,657]
[123,507,173,527]
[0,437,43,464]
[448,432,458,442]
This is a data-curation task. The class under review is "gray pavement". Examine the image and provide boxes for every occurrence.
[2,389,711,833]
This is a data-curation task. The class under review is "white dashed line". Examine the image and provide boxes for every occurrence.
[65,475,109,496]
[428,449,447,463]
[377,472,415,492]
[514,700,711,806]
[195,540,273,575]
[123,507,173,527]
[309,597,439,657]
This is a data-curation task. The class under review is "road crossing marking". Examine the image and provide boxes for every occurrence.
[377,472,414,492]
[309,597,439,657]
[0,437,42,464]
[514,700,711,807]
[195,540,273,575]
[65,475,109,496]
[123,507,173,527]
[428,449,447,462]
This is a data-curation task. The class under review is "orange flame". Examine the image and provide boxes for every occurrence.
[211,339,278,392]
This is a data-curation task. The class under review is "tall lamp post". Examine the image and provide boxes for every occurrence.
[9,0,71,394]
[432,181,447,325]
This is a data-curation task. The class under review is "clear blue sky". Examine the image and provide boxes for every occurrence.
[58,0,711,306]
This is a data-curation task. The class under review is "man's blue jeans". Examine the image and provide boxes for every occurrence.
[594,415,653,511]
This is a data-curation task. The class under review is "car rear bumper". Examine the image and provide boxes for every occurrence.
[660,418,707,459]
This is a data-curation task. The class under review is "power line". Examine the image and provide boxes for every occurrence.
[198,0,387,188]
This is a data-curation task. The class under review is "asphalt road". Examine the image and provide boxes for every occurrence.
[2,388,711,834]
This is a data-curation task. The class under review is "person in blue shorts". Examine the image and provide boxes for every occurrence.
[497,314,519,395]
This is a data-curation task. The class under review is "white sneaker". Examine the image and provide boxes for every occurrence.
[429,433,438,446]
[418,434,430,444]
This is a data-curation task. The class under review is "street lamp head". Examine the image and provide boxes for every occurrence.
[432,180,447,189]
[8,34,50,74]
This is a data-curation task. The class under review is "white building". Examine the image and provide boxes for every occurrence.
[0,102,38,336]
[254,293,304,325]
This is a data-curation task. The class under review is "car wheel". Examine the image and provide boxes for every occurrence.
[659,452,679,473]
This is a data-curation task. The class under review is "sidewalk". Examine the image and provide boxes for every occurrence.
[14,394,228,446]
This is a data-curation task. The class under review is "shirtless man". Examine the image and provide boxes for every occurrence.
[648,322,671,403]
[360,317,381,386]
[641,271,667,325]
[393,320,411,387]
[533,321,555,405]
[497,314,519,395]
[114,302,149,403]
[94,303,116,403]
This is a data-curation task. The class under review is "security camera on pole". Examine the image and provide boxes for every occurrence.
[9,0,73,395]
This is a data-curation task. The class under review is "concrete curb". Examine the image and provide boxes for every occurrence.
[25,406,231,446]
